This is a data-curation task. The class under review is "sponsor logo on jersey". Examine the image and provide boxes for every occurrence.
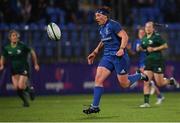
[23,70,27,74]
[120,69,126,74]
[8,51,12,54]
[17,49,21,54]
[101,37,112,41]
[105,28,111,35]
[148,40,153,44]
[158,67,162,72]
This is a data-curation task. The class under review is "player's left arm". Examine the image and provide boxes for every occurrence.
[147,35,168,52]
[116,30,129,56]
[0,56,5,71]
[152,43,168,51]
[0,47,8,70]
[30,49,40,71]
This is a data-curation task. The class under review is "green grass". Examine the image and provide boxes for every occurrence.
[0,92,180,122]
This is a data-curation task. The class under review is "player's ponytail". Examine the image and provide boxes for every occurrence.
[153,23,168,28]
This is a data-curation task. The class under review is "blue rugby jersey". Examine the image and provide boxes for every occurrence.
[132,39,146,67]
[99,19,125,56]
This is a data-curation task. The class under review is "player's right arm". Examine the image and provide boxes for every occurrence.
[0,47,7,71]
[87,41,104,64]
[30,49,40,71]
[0,56,5,70]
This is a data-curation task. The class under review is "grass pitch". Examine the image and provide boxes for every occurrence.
[0,92,180,122]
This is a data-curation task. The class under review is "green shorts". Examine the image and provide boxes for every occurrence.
[11,68,29,77]
[144,60,165,73]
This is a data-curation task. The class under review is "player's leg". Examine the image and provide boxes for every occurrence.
[25,82,35,101]
[115,55,148,88]
[12,75,29,107]
[83,67,111,114]
[17,68,35,101]
[24,72,35,101]
[11,75,19,90]
[130,66,145,89]
[117,74,129,88]
[149,80,165,105]
[154,73,179,88]
[93,67,111,106]
[140,70,153,108]
[17,75,30,107]
[153,62,179,88]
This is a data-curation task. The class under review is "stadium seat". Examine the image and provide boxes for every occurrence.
[9,23,19,30]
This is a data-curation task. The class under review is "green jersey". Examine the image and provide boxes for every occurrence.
[141,32,166,61]
[141,32,166,73]
[2,42,31,72]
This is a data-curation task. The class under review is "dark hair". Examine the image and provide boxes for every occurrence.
[146,21,168,28]
[8,29,20,40]
[95,6,111,17]
[138,26,145,31]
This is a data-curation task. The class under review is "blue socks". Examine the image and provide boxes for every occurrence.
[92,74,141,107]
[92,86,104,107]
[128,73,141,84]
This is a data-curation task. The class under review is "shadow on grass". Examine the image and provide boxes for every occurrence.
[78,115,120,120]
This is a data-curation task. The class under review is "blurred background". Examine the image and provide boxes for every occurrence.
[0,0,180,95]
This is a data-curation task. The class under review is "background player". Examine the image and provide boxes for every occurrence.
[139,21,179,108]
[127,27,165,105]
[0,29,40,107]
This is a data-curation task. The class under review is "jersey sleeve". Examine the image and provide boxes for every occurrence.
[133,40,141,52]
[140,38,146,49]
[156,35,166,45]
[112,21,122,33]
[22,43,31,53]
[1,47,8,58]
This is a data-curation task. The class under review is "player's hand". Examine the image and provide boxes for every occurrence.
[147,47,154,52]
[34,64,40,71]
[137,46,142,52]
[0,65,4,71]
[87,52,96,65]
[116,49,124,57]
[126,43,131,50]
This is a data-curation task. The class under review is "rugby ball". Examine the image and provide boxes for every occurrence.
[47,23,61,41]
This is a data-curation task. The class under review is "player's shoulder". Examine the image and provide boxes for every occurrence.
[108,19,121,25]
[154,32,161,37]
[141,35,147,41]
[18,41,27,46]
[107,19,121,30]
[3,43,10,49]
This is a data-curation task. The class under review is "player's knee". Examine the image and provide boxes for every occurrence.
[95,77,104,86]
[13,86,18,90]
[120,81,129,88]
[18,84,26,90]
[156,82,164,87]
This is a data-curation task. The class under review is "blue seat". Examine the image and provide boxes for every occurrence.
[73,42,82,57]
[29,23,38,30]
[57,9,66,25]
[87,10,94,24]
[64,41,72,57]
[47,7,58,22]
[0,23,9,30]
[9,23,20,30]
[44,35,56,57]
